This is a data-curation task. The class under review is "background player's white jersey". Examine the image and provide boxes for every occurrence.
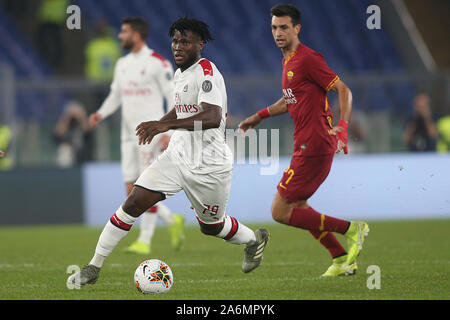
[167,58,232,172]
[97,45,174,139]
[96,45,174,182]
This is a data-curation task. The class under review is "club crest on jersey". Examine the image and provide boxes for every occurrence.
[202,80,212,93]
[287,70,294,80]
[183,84,188,92]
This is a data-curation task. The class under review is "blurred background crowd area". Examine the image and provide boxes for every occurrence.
[0,0,449,169]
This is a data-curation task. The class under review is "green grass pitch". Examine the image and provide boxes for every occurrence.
[1,220,449,300]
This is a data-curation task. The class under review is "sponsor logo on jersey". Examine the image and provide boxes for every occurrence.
[175,92,181,104]
[282,88,297,104]
[175,104,199,113]
[122,88,152,96]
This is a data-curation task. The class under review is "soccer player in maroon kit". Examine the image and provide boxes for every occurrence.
[239,4,369,276]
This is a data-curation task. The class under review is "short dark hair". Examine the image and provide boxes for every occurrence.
[168,16,214,43]
[122,17,149,40]
[270,4,301,26]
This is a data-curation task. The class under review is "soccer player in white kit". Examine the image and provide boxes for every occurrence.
[88,17,185,255]
[69,17,270,287]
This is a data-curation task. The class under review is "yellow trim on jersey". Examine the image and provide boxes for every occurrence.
[317,231,328,242]
[284,50,297,66]
[319,214,325,231]
[326,75,339,91]
[327,115,333,129]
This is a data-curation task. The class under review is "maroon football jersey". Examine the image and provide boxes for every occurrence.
[282,43,338,156]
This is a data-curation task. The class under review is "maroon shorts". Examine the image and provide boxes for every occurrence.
[277,154,334,202]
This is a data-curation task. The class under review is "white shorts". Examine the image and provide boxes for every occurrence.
[121,134,166,183]
[134,150,232,224]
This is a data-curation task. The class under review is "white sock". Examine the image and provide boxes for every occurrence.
[217,215,256,245]
[155,203,174,225]
[89,206,137,268]
[137,212,157,245]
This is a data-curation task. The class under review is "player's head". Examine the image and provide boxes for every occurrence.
[270,4,302,50]
[120,17,149,50]
[169,16,214,70]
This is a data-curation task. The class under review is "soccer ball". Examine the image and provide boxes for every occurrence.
[134,259,173,294]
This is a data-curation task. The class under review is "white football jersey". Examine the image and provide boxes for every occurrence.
[97,45,174,140]
[167,58,233,172]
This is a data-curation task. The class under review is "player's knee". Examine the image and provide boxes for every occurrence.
[122,194,146,217]
[271,201,291,224]
[271,208,288,224]
[270,203,281,223]
[199,223,223,236]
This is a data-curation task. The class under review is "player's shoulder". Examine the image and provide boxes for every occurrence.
[299,43,325,62]
[193,58,223,80]
[148,49,172,68]
[115,55,126,65]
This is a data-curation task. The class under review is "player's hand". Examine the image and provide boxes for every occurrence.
[330,120,348,154]
[136,121,170,145]
[0,150,4,157]
[89,113,102,129]
[158,134,171,151]
[238,114,262,134]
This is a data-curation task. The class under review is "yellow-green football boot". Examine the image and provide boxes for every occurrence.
[321,255,358,277]
[345,221,370,265]
[169,214,185,251]
[125,240,151,255]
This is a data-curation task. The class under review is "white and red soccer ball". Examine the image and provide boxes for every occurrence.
[134,259,173,294]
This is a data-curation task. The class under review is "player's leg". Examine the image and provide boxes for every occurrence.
[183,169,270,273]
[121,139,157,254]
[279,197,369,268]
[272,154,366,276]
[272,193,351,235]
[132,135,185,252]
[120,139,150,253]
[271,193,354,276]
[68,152,182,287]
[67,186,164,288]
[148,135,185,250]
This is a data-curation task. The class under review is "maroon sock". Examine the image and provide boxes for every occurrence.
[310,230,347,259]
[289,206,350,234]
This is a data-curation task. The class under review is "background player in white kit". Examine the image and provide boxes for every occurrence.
[69,17,270,287]
[88,17,185,255]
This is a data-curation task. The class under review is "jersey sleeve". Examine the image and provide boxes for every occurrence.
[154,59,175,111]
[304,52,339,91]
[196,60,223,108]
[97,58,122,119]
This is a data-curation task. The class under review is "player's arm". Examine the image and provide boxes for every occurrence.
[330,79,352,123]
[156,62,175,113]
[238,97,287,133]
[159,107,177,122]
[136,103,221,145]
[89,60,122,129]
[329,79,353,153]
